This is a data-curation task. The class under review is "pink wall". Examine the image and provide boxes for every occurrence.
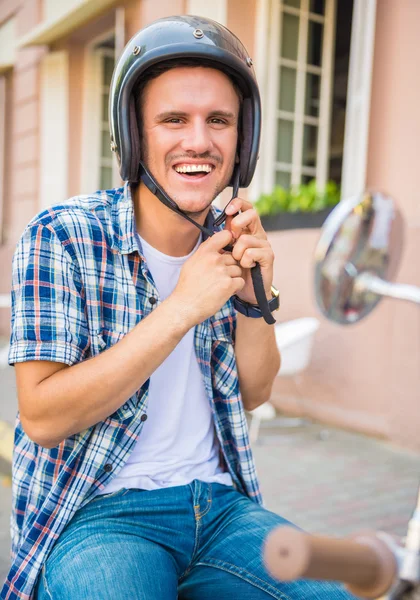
[0,0,44,336]
[0,0,18,24]
[269,229,393,440]
[228,0,256,58]
[366,0,420,448]
[270,0,420,451]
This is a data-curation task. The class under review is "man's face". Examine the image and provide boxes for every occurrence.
[141,66,240,216]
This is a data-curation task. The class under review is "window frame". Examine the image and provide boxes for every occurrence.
[260,0,336,194]
[340,0,377,199]
[97,46,118,190]
[80,29,120,194]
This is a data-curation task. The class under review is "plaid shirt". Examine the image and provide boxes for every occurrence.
[2,183,262,600]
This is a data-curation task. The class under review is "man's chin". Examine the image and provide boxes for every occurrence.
[173,195,217,218]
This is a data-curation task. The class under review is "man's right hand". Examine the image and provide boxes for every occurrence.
[171,229,245,325]
[16,230,244,448]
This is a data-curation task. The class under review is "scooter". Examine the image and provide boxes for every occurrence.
[264,191,420,600]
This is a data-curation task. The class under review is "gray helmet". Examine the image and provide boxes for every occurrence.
[109,15,261,188]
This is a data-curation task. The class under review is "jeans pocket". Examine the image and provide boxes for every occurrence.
[90,487,130,503]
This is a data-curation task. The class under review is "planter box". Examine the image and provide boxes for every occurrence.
[261,207,335,231]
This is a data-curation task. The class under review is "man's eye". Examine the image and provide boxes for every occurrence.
[209,118,225,125]
[165,118,182,124]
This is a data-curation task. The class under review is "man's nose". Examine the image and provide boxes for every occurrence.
[180,120,214,155]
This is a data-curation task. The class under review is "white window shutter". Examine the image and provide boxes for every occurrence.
[40,51,69,208]
[341,0,377,200]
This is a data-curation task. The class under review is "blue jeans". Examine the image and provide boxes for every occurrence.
[36,481,356,599]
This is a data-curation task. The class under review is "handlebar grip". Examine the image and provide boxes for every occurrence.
[264,526,397,599]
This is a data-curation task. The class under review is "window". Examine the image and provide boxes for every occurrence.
[98,46,116,189]
[81,34,120,193]
[263,0,336,192]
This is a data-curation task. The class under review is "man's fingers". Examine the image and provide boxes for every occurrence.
[227,264,243,279]
[238,246,274,269]
[203,229,233,251]
[225,197,253,215]
[231,235,268,262]
[223,253,238,266]
[232,276,245,294]
[230,209,264,239]
[224,198,265,240]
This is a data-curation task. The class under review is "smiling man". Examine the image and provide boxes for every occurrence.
[4,16,356,600]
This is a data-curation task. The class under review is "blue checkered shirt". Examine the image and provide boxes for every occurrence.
[2,183,262,600]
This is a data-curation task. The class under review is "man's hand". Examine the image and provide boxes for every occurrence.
[224,197,274,304]
[172,229,245,325]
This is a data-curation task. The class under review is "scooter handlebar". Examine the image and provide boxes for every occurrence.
[264,526,397,599]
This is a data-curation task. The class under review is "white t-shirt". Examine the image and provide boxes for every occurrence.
[100,233,232,493]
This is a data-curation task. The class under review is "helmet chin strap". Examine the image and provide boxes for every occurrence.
[139,160,216,240]
[138,161,275,325]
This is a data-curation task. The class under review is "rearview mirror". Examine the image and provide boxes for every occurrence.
[313,191,411,325]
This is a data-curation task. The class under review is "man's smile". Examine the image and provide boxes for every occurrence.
[172,162,216,183]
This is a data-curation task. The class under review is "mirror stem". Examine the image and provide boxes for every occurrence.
[354,273,420,306]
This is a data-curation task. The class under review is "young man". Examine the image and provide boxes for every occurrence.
[3,16,356,600]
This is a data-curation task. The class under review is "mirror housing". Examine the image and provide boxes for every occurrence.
[314,192,404,325]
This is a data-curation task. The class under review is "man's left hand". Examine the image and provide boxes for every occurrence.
[224,197,274,305]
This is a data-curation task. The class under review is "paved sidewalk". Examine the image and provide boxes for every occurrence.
[0,364,419,587]
[254,421,419,537]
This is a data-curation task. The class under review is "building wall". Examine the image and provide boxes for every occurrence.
[0,0,252,335]
[365,0,420,448]
[0,0,45,336]
[270,0,420,452]
[0,0,419,450]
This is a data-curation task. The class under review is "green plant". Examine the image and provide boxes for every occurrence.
[254,179,340,216]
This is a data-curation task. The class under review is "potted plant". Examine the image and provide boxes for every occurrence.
[255,179,340,231]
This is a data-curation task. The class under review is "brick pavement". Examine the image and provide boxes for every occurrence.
[0,364,419,588]
[253,423,419,537]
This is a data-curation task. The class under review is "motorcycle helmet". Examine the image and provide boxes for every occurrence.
[109,14,261,188]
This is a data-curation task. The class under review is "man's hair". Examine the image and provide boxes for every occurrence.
[133,58,244,138]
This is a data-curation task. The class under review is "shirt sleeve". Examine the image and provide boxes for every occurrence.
[9,222,89,366]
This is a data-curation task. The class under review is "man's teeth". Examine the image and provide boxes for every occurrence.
[174,164,213,174]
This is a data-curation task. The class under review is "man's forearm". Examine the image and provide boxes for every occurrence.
[21,298,193,448]
[234,313,281,411]
[17,228,245,449]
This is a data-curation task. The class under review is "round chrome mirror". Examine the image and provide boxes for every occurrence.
[314,191,404,325]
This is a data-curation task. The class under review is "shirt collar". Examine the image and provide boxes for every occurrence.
[109,182,138,254]
[111,182,225,255]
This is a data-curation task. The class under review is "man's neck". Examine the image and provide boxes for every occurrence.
[132,182,208,257]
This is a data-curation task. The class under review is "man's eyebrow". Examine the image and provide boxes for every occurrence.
[209,110,237,120]
[154,110,237,121]
[155,111,189,121]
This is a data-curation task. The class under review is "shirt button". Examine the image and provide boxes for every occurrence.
[141,413,148,422]
[149,296,157,306]
[123,403,129,410]
[104,463,113,473]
